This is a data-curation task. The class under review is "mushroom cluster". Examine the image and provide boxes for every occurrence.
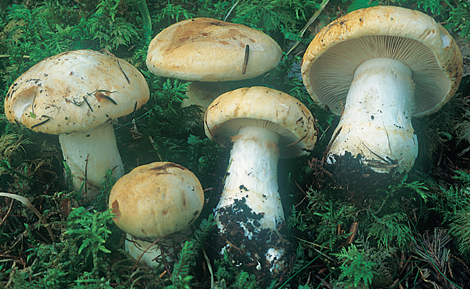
[3,7,463,286]
[4,49,150,199]
[301,6,463,183]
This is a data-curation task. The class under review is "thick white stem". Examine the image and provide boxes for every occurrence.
[125,227,192,267]
[59,121,124,199]
[215,126,286,276]
[125,234,164,267]
[328,58,418,173]
[183,81,229,110]
[217,126,283,233]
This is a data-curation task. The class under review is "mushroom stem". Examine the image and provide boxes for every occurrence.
[59,121,125,199]
[183,81,230,110]
[125,227,193,267]
[126,233,164,266]
[327,58,418,173]
[216,125,285,275]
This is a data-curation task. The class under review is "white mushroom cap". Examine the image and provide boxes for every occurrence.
[301,6,463,117]
[109,162,204,239]
[146,18,283,82]
[204,86,318,158]
[5,49,150,134]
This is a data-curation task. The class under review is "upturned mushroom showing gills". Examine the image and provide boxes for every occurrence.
[146,17,282,110]
[301,6,463,181]
[108,162,204,267]
[4,50,150,199]
[204,87,317,278]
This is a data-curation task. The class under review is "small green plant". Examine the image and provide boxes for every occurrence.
[213,251,260,289]
[419,170,470,259]
[167,241,197,288]
[153,3,194,26]
[166,215,216,288]
[367,212,412,249]
[333,244,377,288]
[347,0,379,13]
[448,1,470,39]
[449,210,470,258]
[91,170,117,211]
[6,207,116,287]
[229,0,321,42]
[66,207,114,275]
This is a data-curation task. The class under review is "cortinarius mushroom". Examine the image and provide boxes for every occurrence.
[4,50,150,198]
[109,162,204,267]
[301,6,463,178]
[146,17,283,109]
[204,87,317,277]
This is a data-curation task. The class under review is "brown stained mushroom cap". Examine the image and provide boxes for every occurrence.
[204,86,318,158]
[109,162,204,239]
[301,6,463,117]
[4,50,149,134]
[146,18,283,82]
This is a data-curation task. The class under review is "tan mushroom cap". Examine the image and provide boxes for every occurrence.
[204,86,317,158]
[146,18,283,82]
[4,49,150,134]
[301,6,463,117]
[109,162,204,239]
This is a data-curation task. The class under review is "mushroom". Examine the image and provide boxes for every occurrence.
[204,86,317,277]
[301,6,463,179]
[108,162,204,267]
[4,49,150,198]
[146,17,283,109]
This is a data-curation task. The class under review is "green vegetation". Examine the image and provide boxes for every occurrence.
[0,0,470,288]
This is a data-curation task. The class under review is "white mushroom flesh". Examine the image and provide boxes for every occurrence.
[124,228,191,267]
[125,234,165,267]
[60,121,124,198]
[216,125,284,265]
[327,58,418,173]
[217,125,282,233]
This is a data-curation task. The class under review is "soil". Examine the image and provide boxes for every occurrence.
[212,197,290,286]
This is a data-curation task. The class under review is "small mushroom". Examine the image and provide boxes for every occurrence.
[146,18,283,109]
[108,162,204,267]
[4,49,150,198]
[301,6,463,179]
[204,87,317,277]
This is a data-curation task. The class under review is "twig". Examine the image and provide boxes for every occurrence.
[323,126,342,160]
[203,250,214,288]
[31,118,51,129]
[0,198,14,226]
[0,192,55,242]
[131,235,166,274]
[294,180,308,208]
[0,55,30,58]
[286,0,330,56]
[344,221,358,245]
[224,0,240,21]
[136,0,152,37]
[293,236,335,262]
[242,45,250,74]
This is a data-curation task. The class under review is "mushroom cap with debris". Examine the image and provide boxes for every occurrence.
[301,5,463,117]
[204,86,318,158]
[146,18,283,82]
[4,49,149,134]
[109,162,204,239]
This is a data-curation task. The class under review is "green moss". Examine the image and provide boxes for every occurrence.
[1,0,470,288]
